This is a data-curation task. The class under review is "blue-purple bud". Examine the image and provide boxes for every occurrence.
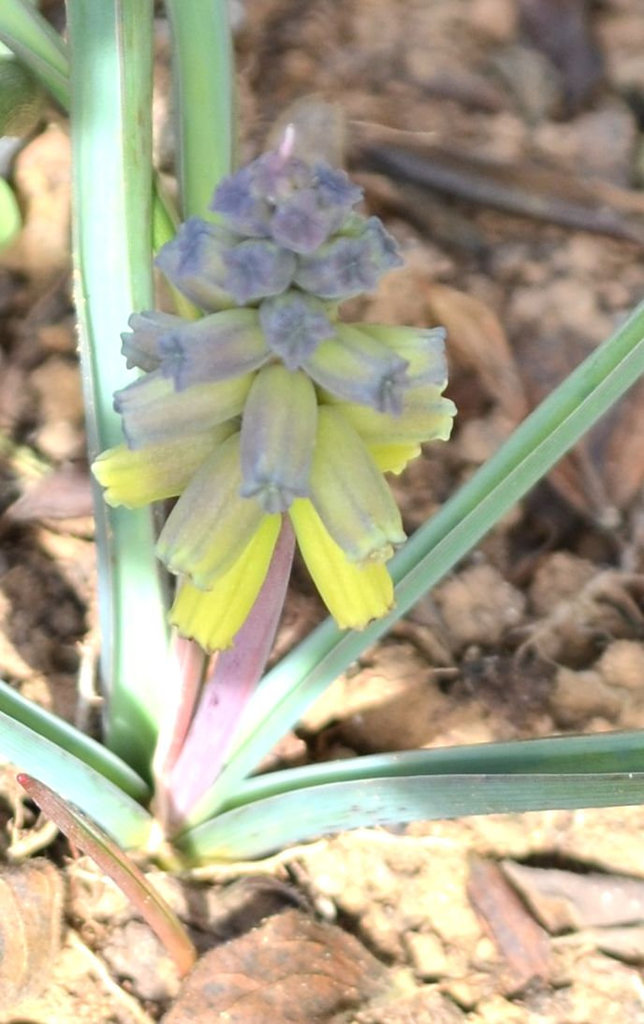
[158,309,269,390]
[209,163,272,237]
[121,311,185,372]
[251,151,313,203]
[221,238,296,304]
[258,291,335,369]
[293,217,403,299]
[210,151,364,255]
[270,188,334,254]
[155,219,237,311]
[313,163,363,213]
[240,364,318,513]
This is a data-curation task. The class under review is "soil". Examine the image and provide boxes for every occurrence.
[1,0,644,1021]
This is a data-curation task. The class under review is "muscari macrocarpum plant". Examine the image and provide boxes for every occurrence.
[1,0,644,969]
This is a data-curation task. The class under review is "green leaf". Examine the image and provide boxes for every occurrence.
[165,0,234,219]
[0,0,68,108]
[0,711,153,848]
[0,680,149,803]
[176,731,644,861]
[194,297,644,822]
[67,0,170,776]
[0,176,20,250]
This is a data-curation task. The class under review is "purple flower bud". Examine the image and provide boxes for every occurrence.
[270,188,333,254]
[293,216,403,299]
[313,163,363,212]
[158,308,269,390]
[155,218,237,311]
[259,291,335,369]
[251,151,313,202]
[121,311,185,371]
[210,164,272,236]
[222,238,296,304]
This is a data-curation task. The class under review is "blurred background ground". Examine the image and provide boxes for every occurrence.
[1,0,644,1020]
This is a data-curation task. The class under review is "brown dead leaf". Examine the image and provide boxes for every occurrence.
[467,857,550,992]
[522,569,644,666]
[354,129,644,244]
[516,329,644,522]
[163,907,383,1024]
[519,0,603,115]
[425,282,528,424]
[502,861,644,934]
[571,925,644,964]
[0,125,71,284]
[0,858,64,1012]
[5,464,93,522]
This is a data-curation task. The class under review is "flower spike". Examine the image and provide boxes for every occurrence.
[93,144,455,651]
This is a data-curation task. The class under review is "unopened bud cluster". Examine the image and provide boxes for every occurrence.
[93,149,456,650]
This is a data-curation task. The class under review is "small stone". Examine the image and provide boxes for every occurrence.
[550,667,622,728]
[404,930,450,979]
[597,641,644,693]
[469,0,517,43]
[435,564,526,650]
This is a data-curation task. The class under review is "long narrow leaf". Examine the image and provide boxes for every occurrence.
[165,0,234,218]
[0,680,149,802]
[217,729,644,809]
[177,730,644,855]
[177,770,644,863]
[0,0,68,107]
[0,712,153,848]
[202,299,644,817]
[67,0,170,775]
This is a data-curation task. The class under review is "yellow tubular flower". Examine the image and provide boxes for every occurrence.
[308,406,406,563]
[368,441,422,475]
[156,433,265,589]
[92,425,235,508]
[169,514,281,650]
[289,498,393,629]
[334,386,457,445]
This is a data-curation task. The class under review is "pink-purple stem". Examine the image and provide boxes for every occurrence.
[158,517,295,831]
